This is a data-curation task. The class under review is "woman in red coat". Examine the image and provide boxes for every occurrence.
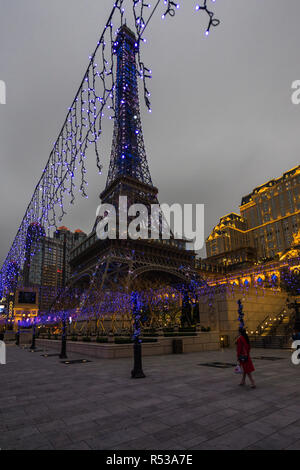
[236,327,256,388]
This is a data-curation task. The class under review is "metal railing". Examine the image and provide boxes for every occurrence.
[250,308,296,349]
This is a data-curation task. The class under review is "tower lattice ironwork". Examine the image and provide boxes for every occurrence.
[69,25,200,300]
[106,26,152,188]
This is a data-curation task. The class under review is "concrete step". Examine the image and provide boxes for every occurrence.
[250,335,290,349]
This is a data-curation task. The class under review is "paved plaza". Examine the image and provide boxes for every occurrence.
[1,345,300,450]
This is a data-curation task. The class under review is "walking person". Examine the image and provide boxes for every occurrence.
[236,327,256,388]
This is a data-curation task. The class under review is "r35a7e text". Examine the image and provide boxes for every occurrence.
[150,455,192,465]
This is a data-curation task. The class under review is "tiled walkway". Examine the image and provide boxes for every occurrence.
[1,345,299,450]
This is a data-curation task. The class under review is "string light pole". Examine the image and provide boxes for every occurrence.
[59,312,68,360]
[15,320,20,346]
[181,290,192,328]
[30,318,37,351]
[238,299,245,329]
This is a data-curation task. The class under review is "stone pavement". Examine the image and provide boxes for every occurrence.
[1,345,300,450]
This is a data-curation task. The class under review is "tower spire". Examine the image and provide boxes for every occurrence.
[106,25,153,189]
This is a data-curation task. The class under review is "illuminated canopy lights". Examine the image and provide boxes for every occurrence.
[0,0,219,294]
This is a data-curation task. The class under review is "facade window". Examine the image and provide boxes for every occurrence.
[283,221,289,232]
[263,201,269,212]
[287,190,295,213]
[256,205,262,225]
[279,194,285,217]
[292,215,298,232]
[271,197,277,220]
[267,230,273,240]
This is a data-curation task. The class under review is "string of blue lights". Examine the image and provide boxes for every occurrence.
[0,0,219,296]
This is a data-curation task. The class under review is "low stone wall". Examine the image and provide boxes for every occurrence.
[198,286,287,345]
[36,331,220,359]
[19,332,32,345]
[4,331,15,343]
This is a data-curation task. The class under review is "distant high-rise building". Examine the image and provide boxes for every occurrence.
[206,165,300,267]
[22,224,86,311]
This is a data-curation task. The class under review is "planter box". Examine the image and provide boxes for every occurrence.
[36,331,220,359]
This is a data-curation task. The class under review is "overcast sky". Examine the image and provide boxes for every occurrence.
[0,0,300,265]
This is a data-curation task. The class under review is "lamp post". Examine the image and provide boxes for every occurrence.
[192,295,200,325]
[181,289,192,328]
[5,309,9,332]
[59,312,67,359]
[131,292,145,379]
[15,320,20,346]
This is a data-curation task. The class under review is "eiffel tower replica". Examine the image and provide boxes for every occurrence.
[69,25,197,293]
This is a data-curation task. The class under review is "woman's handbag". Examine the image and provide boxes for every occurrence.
[238,354,248,363]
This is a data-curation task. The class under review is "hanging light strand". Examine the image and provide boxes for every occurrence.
[133,0,220,111]
[0,0,219,295]
[0,0,126,294]
[196,1,220,36]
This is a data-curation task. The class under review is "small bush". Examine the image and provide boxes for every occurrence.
[82,336,91,342]
[200,326,211,332]
[115,337,157,344]
[115,337,133,344]
[96,337,108,343]
[179,327,196,332]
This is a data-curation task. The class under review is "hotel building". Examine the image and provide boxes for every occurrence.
[206,165,300,267]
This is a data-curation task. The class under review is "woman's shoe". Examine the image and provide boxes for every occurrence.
[239,382,245,386]
[250,385,256,389]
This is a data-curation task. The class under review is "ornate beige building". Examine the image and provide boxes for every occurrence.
[206,165,300,267]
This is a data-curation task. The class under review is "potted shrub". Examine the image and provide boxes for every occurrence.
[82,336,91,342]
[96,336,108,343]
